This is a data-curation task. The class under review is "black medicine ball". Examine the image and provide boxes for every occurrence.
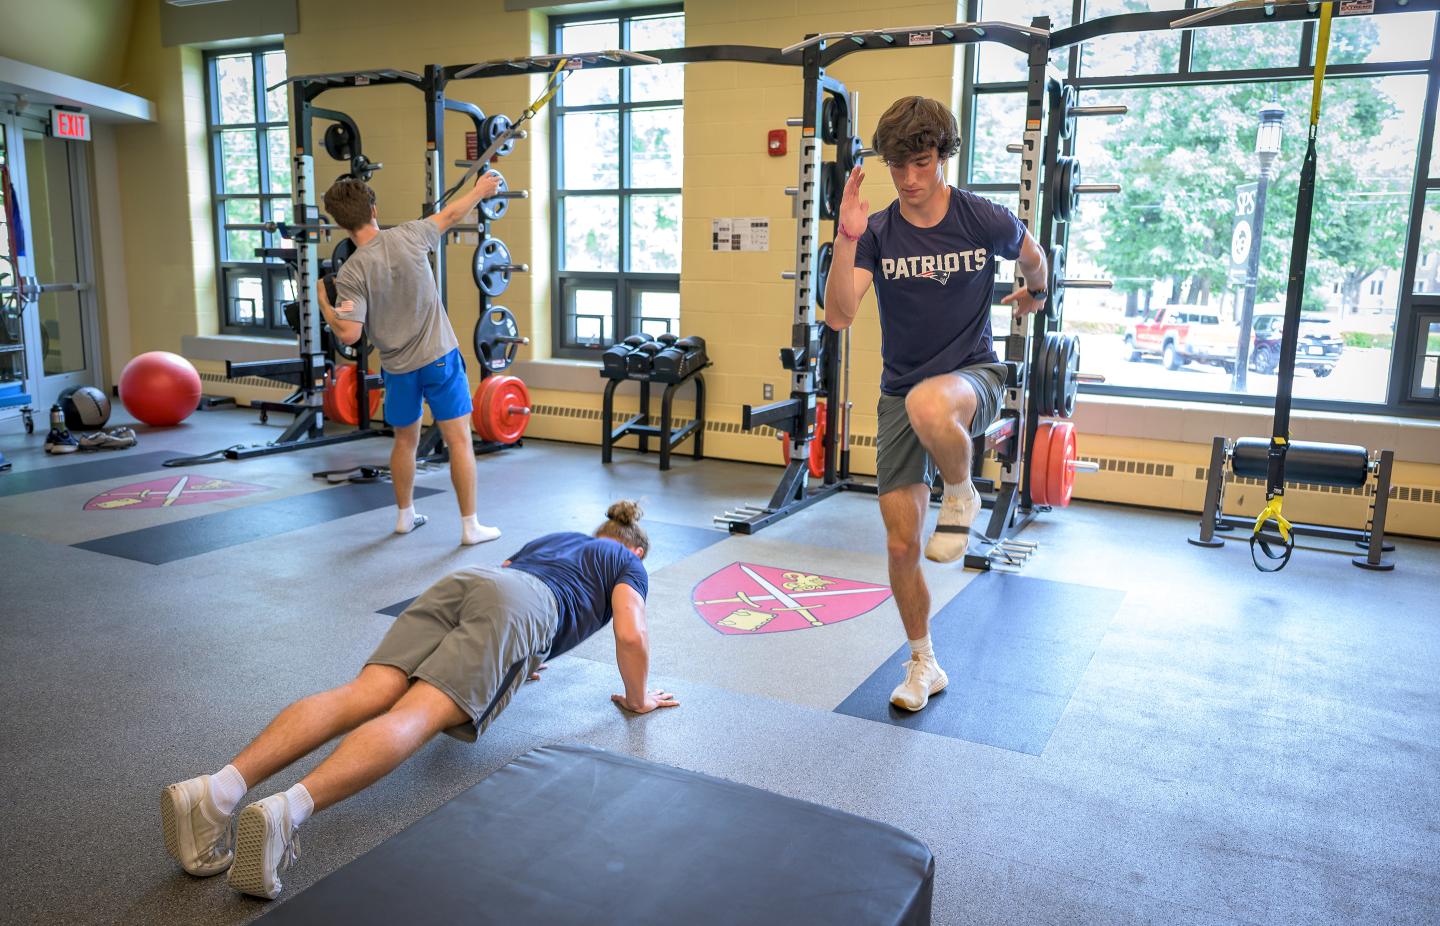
[59,385,112,430]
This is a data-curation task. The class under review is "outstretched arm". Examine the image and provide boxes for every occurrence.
[610,583,679,713]
[427,171,501,235]
[1000,231,1049,320]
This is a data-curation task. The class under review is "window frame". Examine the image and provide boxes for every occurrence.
[549,5,683,360]
[961,0,1440,418]
[205,45,294,337]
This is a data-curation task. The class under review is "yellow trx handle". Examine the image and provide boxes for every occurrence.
[1253,496,1291,543]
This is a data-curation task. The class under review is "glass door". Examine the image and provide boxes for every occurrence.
[0,117,30,422]
[11,113,100,412]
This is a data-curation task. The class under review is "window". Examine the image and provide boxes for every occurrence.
[550,7,683,357]
[206,47,294,336]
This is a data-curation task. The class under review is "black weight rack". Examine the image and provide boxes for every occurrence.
[601,361,709,471]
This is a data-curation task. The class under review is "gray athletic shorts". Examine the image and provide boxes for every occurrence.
[367,566,559,742]
[876,362,1007,496]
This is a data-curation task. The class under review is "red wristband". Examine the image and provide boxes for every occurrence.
[837,223,861,242]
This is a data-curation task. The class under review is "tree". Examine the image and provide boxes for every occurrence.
[1083,16,1414,317]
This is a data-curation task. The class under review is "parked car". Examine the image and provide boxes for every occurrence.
[1249,313,1344,377]
[1124,306,1237,371]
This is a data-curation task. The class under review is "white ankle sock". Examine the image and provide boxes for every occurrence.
[284,783,314,827]
[208,764,247,816]
[944,480,974,503]
[908,634,934,660]
[395,506,418,533]
[461,514,500,546]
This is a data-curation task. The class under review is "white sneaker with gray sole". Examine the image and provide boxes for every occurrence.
[228,793,301,900]
[161,775,234,877]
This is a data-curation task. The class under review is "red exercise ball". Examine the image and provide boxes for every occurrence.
[119,351,202,427]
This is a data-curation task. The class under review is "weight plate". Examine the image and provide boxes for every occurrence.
[472,238,513,297]
[332,238,356,269]
[328,363,383,426]
[1054,334,1075,420]
[819,161,843,220]
[816,241,834,310]
[809,399,827,479]
[474,374,530,444]
[323,122,354,161]
[480,172,508,222]
[482,114,515,157]
[837,135,863,175]
[1060,84,1078,140]
[473,305,521,373]
[1061,334,1080,419]
[1047,420,1077,507]
[820,95,847,145]
[1030,421,1054,507]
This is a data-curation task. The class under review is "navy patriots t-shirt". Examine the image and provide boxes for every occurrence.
[854,187,1025,396]
[506,532,649,658]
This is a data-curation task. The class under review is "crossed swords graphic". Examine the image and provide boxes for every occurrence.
[93,476,237,509]
[694,565,888,629]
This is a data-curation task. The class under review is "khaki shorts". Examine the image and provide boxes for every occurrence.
[367,566,559,742]
[876,362,1007,496]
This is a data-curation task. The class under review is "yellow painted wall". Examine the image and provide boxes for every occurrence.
[114,0,213,357]
[0,0,136,88]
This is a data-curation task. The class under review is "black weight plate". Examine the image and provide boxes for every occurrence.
[1034,332,1053,418]
[473,306,520,373]
[820,161,842,220]
[1054,334,1074,420]
[820,95,847,145]
[482,114,515,157]
[1062,334,1080,418]
[480,172,508,222]
[472,238,513,297]
[1046,243,1065,323]
[837,135,863,175]
[323,122,354,161]
[816,241,834,310]
[332,237,357,269]
[1060,84,1078,140]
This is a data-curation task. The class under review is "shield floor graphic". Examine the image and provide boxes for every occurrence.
[84,475,269,511]
[691,562,892,635]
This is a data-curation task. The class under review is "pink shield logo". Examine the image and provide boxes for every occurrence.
[85,475,269,511]
[692,562,892,635]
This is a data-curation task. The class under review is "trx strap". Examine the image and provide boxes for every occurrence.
[437,58,570,208]
[1252,3,1332,573]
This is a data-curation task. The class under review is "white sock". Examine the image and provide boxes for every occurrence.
[461,514,501,546]
[944,480,974,503]
[395,505,418,533]
[207,764,247,817]
[284,783,315,827]
[908,634,934,660]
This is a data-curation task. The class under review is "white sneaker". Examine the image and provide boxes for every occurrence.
[228,793,301,900]
[924,481,980,563]
[890,655,949,711]
[161,775,234,877]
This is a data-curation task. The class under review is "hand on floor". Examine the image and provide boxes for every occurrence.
[611,690,680,714]
[527,663,549,682]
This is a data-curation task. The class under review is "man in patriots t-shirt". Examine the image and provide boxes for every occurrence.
[824,97,1049,712]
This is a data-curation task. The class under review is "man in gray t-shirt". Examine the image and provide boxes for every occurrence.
[317,174,504,546]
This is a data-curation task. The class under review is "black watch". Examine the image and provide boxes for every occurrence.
[1028,288,1049,301]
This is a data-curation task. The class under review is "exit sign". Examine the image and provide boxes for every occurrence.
[51,109,90,141]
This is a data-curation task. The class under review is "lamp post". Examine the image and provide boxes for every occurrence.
[1233,100,1285,391]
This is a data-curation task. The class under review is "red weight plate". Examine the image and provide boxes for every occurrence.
[484,375,530,444]
[329,364,383,426]
[471,375,502,441]
[1030,421,1053,506]
[322,368,340,422]
[808,400,827,479]
[1047,421,1077,507]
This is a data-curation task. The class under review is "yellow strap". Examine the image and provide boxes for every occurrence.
[1310,4,1333,126]
[523,58,569,120]
[1253,496,1292,543]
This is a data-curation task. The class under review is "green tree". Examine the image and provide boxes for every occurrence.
[1084,17,1414,316]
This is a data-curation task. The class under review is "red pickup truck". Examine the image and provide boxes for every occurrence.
[1124,306,1237,372]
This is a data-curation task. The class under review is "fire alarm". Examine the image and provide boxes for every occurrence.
[767,129,787,157]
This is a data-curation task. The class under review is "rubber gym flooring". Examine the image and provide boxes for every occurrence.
[1,408,1437,925]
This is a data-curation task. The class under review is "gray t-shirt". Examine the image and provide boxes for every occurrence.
[333,219,460,374]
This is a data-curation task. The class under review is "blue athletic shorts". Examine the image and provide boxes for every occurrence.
[382,348,472,427]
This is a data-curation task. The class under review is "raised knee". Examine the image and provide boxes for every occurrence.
[905,392,949,437]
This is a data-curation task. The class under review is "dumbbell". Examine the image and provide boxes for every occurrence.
[657,333,679,346]
[625,341,663,376]
[602,335,648,379]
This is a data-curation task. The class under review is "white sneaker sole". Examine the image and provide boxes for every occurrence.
[923,536,968,563]
[229,804,280,899]
[890,673,949,712]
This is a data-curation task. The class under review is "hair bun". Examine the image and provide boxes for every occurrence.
[606,500,643,526]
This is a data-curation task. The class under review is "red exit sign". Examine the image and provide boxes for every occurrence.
[51,109,90,141]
